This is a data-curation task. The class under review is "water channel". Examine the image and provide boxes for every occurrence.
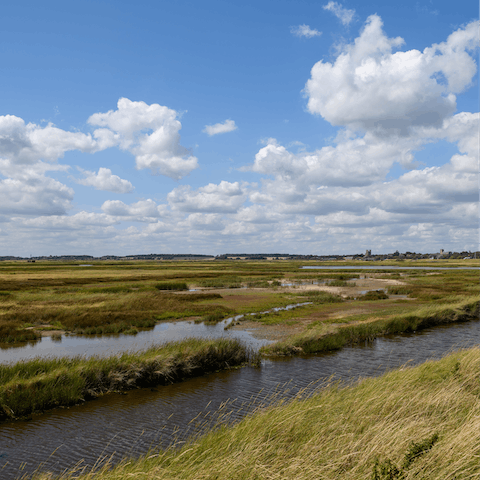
[1,319,479,479]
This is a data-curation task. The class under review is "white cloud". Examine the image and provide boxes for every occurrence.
[101,199,168,220]
[290,25,322,38]
[167,181,246,213]
[22,212,119,229]
[322,2,355,26]
[77,167,134,194]
[249,135,416,187]
[305,16,479,135]
[89,98,198,179]
[0,115,98,165]
[203,119,238,136]
[0,175,74,216]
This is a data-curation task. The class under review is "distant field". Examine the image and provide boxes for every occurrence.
[0,259,478,351]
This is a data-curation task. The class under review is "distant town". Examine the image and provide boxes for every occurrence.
[0,249,478,262]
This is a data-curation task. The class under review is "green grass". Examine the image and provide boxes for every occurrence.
[261,297,479,356]
[0,338,254,421]
[0,261,477,344]
[197,276,243,288]
[32,347,480,479]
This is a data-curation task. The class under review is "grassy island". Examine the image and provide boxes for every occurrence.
[0,338,253,422]
[32,347,480,479]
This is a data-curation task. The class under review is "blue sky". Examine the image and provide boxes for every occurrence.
[0,0,478,256]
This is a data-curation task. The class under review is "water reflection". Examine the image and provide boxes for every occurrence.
[0,302,312,364]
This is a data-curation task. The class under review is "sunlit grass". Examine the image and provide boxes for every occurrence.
[32,347,480,480]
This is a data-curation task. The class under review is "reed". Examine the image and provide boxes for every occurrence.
[31,347,480,479]
[0,338,253,422]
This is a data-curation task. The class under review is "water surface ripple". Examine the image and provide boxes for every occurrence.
[1,320,479,479]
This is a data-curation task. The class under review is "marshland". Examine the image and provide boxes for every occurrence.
[0,258,478,479]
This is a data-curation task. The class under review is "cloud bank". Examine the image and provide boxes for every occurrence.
[1,16,478,256]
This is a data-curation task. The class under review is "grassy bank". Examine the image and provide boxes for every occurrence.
[260,296,479,355]
[0,338,254,422]
[33,347,480,479]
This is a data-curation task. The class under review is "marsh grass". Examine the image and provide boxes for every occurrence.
[0,338,252,421]
[0,319,40,343]
[31,347,480,480]
[154,282,188,291]
[198,276,243,288]
[359,290,389,301]
[0,262,477,344]
[0,290,230,339]
[261,297,479,355]
[304,291,344,303]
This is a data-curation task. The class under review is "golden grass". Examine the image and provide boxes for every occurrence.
[31,347,480,479]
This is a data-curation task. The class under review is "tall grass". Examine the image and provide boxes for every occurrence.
[0,319,40,343]
[0,338,253,421]
[32,347,480,479]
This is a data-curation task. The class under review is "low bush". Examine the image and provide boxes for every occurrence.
[306,291,344,304]
[155,282,188,291]
[359,290,389,301]
[387,286,413,295]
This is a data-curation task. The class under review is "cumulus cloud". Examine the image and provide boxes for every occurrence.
[305,16,479,135]
[0,115,98,165]
[0,19,478,255]
[88,98,198,179]
[322,2,355,26]
[290,25,322,38]
[0,175,74,216]
[167,181,246,213]
[249,136,416,187]
[77,167,134,193]
[203,119,238,136]
[101,199,168,219]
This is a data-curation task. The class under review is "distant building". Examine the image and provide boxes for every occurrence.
[365,249,371,257]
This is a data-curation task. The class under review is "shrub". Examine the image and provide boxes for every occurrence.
[155,282,188,291]
[359,290,389,301]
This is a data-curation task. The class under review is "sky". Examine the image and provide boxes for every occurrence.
[0,0,478,256]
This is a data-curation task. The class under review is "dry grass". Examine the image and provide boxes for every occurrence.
[31,347,480,479]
